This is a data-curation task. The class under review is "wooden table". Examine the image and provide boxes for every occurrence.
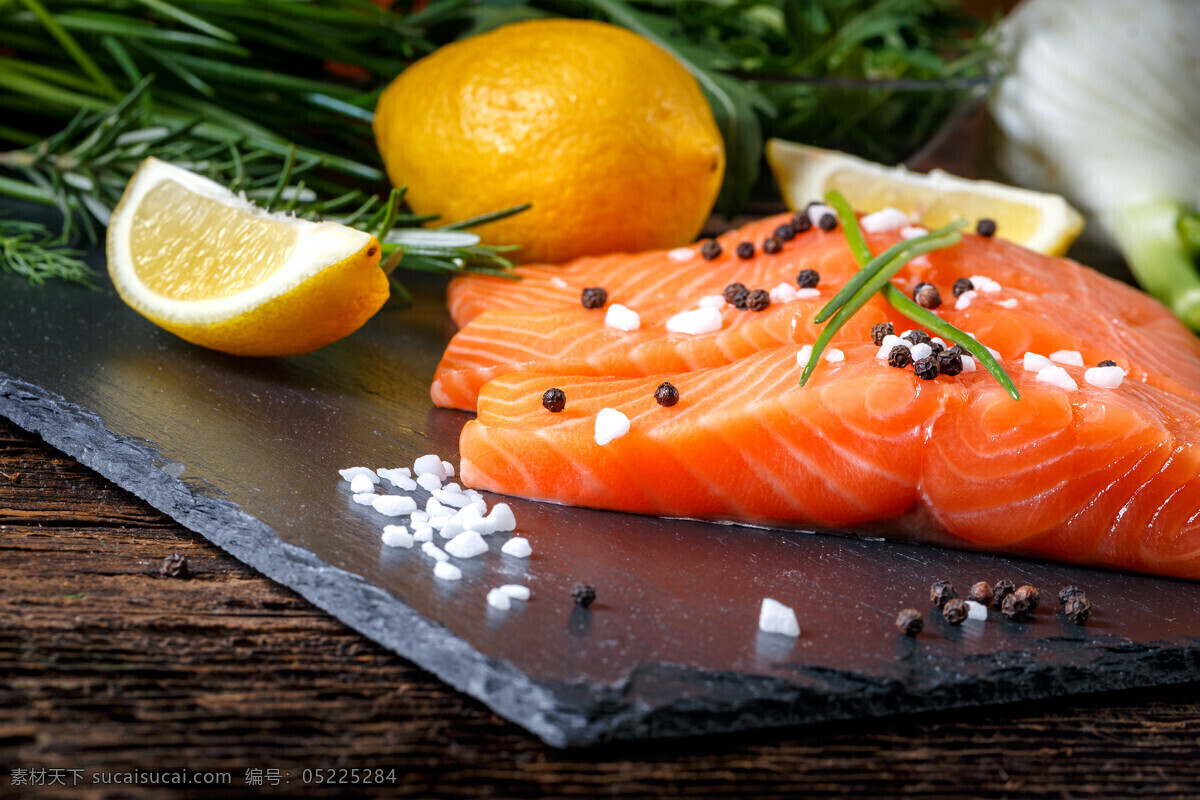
[2,414,1199,798]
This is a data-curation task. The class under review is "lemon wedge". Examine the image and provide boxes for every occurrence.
[766,139,1085,256]
[106,157,387,357]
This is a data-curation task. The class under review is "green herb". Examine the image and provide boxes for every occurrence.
[0,217,94,286]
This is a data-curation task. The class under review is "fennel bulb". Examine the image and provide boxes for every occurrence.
[989,0,1200,330]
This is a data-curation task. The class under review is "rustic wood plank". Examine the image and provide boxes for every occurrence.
[3,415,1200,798]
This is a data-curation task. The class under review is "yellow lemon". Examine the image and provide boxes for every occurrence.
[767,139,1085,256]
[373,19,725,264]
[106,158,387,357]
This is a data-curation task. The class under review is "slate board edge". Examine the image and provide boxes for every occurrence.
[6,373,1200,748]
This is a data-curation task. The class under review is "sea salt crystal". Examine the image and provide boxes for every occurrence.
[999,298,1019,309]
[378,468,417,491]
[1037,365,1078,392]
[698,294,727,310]
[377,466,410,481]
[1085,365,1125,389]
[910,342,933,362]
[349,474,375,494]
[416,473,442,492]
[668,247,695,262]
[425,497,446,516]
[427,516,448,531]
[410,510,428,525]
[500,584,530,601]
[339,467,378,483]
[876,334,910,360]
[795,287,821,299]
[433,488,471,508]
[441,505,483,539]
[433,561,462,581]
[421,541,449,562]
[769,282,798,304]
[666,307,723,335]
[796,344,814,368]
[352,492,377,505]
[931,337,947,348]
[488,503,517,533]
[465,515,497,536]
[824,348,845,363]
[806,203,835,227]
[381,525,413,549]
[501,536,532,558]
[486,588,512,611]
[412,526,433,542]
[445,530,488,559]
[758,598,801,637]
[372,495,417,516]
[961,355,977,372]
[605,303,641,331]
[900,225,929,240]
[965,600,988,621]
[1023,352,1053,372]
[442,460,455,478]
[1050,350,1084,367]
[414,454,447,481]
[594,408,630,446]
[438,515,464,540]
[955,289,977,310]
[860,207,910,233]
[968,274,1002,293]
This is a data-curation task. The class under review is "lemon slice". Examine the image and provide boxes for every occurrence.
[766,139,1085,256]
[106,157,387,357]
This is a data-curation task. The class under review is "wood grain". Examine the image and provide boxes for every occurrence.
[2,414,1200,799]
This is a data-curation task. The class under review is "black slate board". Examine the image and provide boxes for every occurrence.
[3,256,1200,748]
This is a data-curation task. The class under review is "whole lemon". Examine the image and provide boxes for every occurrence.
[372,19,725,264]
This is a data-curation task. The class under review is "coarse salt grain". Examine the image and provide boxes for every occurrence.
[698,294,727,310]
[806,203,834,226]
[796,344,813,368]
[769,282,798,304]
[488,503,516,533]
[910,342,933,362]
[442,460,455,478]
[668,247,695,262]
[352,492,376,506]
[377,466,410,480]
[758,598,801,637]
[416,473,442,492]
[501,536,532,558]
[500,584,531,601]
[381,525,413,549]
[999,298,1019,309]
[414,454,447,480]
[349,474,375,494]
[425,497,446,516]
[433,561,462,581]
[876,334,910,360]
[665,306,723,335]
[379,469,416,491]
[433,488,471,508]
[824,348,845,363]
[900,225,929,240]
[339,467,378,483]
[965,600,988,621]
[465,515,497,536]
[955,289,977,310]
[445,530,489,559]
[795,287,821,299]
[487,588,512,611]
[1023,352,1052,372]
[594,408,630,446]
[605,303,641,331]
[427,516,448,531]
[931,337,946,348]
[1085,365,1125,389]
[412,526,433,542]
[549,276,569,289]
[968,274,1002,293]
[372,495,417,516]
[860,207,910,233]
[1037,365,1078,392]
[1050,349,1084,367]
[421,541,449,562]
[961,355,977,372]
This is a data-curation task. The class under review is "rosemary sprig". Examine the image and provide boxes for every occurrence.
[0,217,94,286]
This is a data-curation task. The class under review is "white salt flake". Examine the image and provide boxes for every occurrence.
[412,526,433,543]
[381,470,417,491]
[410,510,428,525]
[758,598,801,637]
[1050,349,1084,367]
[999,298,1019,309]
[376,466,410,480]
[961,355,977,373]
[349,474,376,494]
[605,303,641,331]
[794,287,821,299]
[666,306,723,336]
[769,282,798,304]
[594,408,630,446]
[438,516,464,540]
[668,247,695,262]
[697,294,727,309]
[824,348,845,363]
[413,454,447,481]
[465,515,497,536]
[968,274,1002,293]
[488,503,517,533]
[965,600,988,621]
[931,337,947,348]
[549,276,569,289]
[486,588,512,611]
[445,530,489,559]
[442,460,455,478]
[876,334,910,360]
[796,344,813,368]
[352,492,377,506]
[433,561,462,581]
[339,467,378,483]
[381,525,413,549]
[900,225,929,239]
[860,207,910,233]
[427,516,448,531]
[1023,352,1053,372]
[954,289,977,310]
[421,541,449,562]
[500,584,531,601]
[910,342,933,362]
[416,473,442,492]
[806,203,835,228]
[501,536,532,558]
[372,495,417,516]
[433,488,471,508]
[1037,365,1078,392]
[425,497,446,516]
[1085,365,1125,389]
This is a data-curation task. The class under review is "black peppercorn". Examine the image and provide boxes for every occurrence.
[774,223,796,242]
[1002,591,1033,621]
[936,350,963,376]
[796,269,820,289]
[1058,585,1085,606]
[159,553,189,579]
[792,211,812,233]
[1063,595,1092,624]
[723,282,748,305]
[902,329,932,346]
[928,341,945,356]
[913,282,942,309]
[580,286,607,309]
[930,580,958,609]
[542,387,566,413]
[952,277,975,298]
[817,212,838,231]
[745,289,770,311]
[736,241,755,259]
[887,346,913,369]
[896,608,923,636]
[976,218,997,237]
[948,344,967,357]
[943,598,969,625]
[913,356,940,380]
[992,579,1016,610]
[871,321,895,346]
[762,236,783,255]
[572,583,596,608]
[968,581,994,606]
[1097,359,1117,368]
[700,239,723,260]
[1015,584,1040,611]
[654,381,679,407]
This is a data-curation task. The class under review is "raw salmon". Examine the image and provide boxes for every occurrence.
[443,212,1200,578]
